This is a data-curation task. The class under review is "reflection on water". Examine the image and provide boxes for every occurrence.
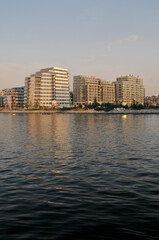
[26,114,72,157]
[0,113,159,239]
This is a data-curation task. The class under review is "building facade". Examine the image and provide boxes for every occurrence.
[115,75,145,105]
[73,75,115,104]
[12,87,24,107]
[0,91,3,107]
[1,87,24,109]
[145,95,159,106]
[24,67,70,108]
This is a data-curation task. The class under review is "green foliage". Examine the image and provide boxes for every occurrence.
[78,103,82,108]
[123,104,129,109]
[131,101,144,110]
[94,106,105,111]
[61,107,74,111]
[92,97,99,108]
[34,100,40,109]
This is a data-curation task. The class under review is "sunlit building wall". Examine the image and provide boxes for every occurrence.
[115,75,145,105]
[73,75,115,104]
[73,75,97,104]
[1,88,23,108]
[100,80,115,104]
[145,95,159,106]
[24,67,70,108]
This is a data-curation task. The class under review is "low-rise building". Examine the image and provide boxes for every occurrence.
[2,89,16,109]
[1,87,24,109]
[145,95,159,106]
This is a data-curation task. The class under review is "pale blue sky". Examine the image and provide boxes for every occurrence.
[0,0,159,95]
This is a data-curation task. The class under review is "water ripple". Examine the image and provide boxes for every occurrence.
[0,114,159,239]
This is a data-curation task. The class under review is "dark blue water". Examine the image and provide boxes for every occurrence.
[0,113,159,239]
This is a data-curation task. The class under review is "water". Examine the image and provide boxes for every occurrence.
[0,113,159,239]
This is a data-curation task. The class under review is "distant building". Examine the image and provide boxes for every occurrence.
[1,87,24,109]
[114,75,145,105]
[145,95,159,106]
[12,87,24,107]
[73,75,115,105]
[100,79,115,104]
[0,91,3,106]
[24,67,70,108]
[70,91,73,105]
[2,89,16,109]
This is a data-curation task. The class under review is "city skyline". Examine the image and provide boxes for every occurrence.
[0,0,159,96]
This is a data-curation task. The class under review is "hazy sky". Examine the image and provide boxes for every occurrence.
[0,0,159,95]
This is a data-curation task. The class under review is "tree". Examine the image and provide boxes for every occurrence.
[92,97,99,108]
[34,100,40,109]
[131,100,144,110]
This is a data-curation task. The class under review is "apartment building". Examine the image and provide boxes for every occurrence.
[73,75,115,104]
[145,95,159,106]
[1,87,24,108]
[100,80,115,104]
[0,92,3,106]
[24,67,70,108]
[115,75,145,105]
[12,87,24,107]
[2,88,16,109]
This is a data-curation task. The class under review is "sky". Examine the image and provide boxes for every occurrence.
[0,0,159,96]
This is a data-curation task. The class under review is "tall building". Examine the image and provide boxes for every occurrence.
[115,75,145,105]
[24,67,70,108]
[73,75,115,104]
[100,80,115,104]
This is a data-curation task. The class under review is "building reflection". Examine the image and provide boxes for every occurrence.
[25,114,72,166]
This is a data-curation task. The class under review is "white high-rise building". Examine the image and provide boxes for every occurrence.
[24,67,70,108]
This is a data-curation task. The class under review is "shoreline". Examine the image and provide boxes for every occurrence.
[1,109,159,114]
